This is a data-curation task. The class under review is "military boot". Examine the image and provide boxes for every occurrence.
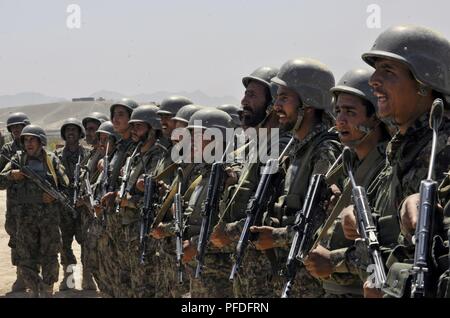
[82,268,97,291]
[39,283,54,298]
[11,268,26,292]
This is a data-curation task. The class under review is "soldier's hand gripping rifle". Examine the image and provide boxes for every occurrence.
[115,142,142,213]
[73,154,82,206]
[342,146,386,291]
[1,153,78,218]
[409,98,444,298]
[194,162,226,279]
[281,153,342,298]
[230,137,295,281]
[139,173,157,265]
[174,167,185,283]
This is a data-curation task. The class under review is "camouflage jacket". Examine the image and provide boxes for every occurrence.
[0,139,24,208]
[0,149,69,205]
[272,123,342,246]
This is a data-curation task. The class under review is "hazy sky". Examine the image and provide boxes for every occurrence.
[0,0,449,101]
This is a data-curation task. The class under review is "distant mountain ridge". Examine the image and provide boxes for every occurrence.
[0,90,239,108]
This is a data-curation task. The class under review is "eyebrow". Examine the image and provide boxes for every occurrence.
[335,104,357,110]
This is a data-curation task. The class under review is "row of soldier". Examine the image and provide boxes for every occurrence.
[1,23,450,298]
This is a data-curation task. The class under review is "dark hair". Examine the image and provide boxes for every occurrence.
[362,99,376,117]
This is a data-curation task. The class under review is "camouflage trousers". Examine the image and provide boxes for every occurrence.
[118,220,159,298]
[232,248,280,298]
[82,209,103,285]
[15,204,62,291]
[5,206,19,265]
[157,239,190,298]
[187,252,234,298]
[97,211,122,297]
[274,249,325,298]
[59,207,82,266]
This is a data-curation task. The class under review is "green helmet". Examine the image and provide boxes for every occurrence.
[20,124,47,146]
[242,66,279,89]
[96,121,120,141]
[110,98,139,120]
[272,57,335,111]
[128,104,162,130]
[330,68,377,110]
[6,112,31,132]
[362,24,450,98]
[60,118,86,140]
[217,104,241,127]
[82,112,109,128]
[172,104,205,124]
[187,108,233,134]
[157,96,193,117]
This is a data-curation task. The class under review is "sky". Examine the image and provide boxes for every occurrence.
[0,0,449,100]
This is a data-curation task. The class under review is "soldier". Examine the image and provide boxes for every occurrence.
[78,112,108,290]
[97,98,139,297]
[55,118,91,291]
[302,68,390,297]
[171,104,205,143]
[210,65,289,298]
[150,104,206,298]
[82,112,109,147]
[217,104,241,128]
[0,125,69,297]
[250,58,342,297]
[0,112,31,293]
[113,104,168,297]
[89,121,120,295]
[178,108,235,298]
[157,96,193,144]
[340,24,450,298]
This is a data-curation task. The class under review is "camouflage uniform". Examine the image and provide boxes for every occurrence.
[319,142,387,297]
[220,130,292,298]
[55,145,90,269]
[96,137,136,297]
[0,150,69,294]
[116,142,168,297]
[156,162,199,298]
[0,139,23,267]
[371,114,450,297]
[183,163,234,298]
[78,149,103,290]
[272,122,342,297]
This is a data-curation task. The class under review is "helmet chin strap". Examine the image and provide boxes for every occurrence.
[341,120,380,148]
[292,107,305,133]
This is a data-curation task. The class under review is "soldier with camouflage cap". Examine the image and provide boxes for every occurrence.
[249,58,342,298]
[0,112,31,293]
[0,125,69,297]
[55,118,91,291]
[303,68,391,298]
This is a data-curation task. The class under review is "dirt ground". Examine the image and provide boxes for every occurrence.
[0,190,102,298]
